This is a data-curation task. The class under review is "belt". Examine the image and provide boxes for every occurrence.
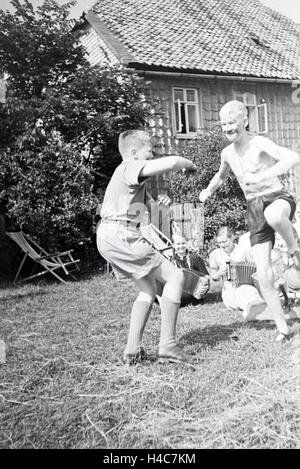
[101,219,141,230]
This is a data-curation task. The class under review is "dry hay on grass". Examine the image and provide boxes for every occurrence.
[0,275,299,449]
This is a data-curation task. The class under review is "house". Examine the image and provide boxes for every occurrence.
[78,0,300,196]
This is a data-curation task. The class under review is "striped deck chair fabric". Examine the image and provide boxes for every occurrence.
[6,231,80,284]
[140,223,174,260]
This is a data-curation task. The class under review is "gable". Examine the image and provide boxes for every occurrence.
[81,27,120,66]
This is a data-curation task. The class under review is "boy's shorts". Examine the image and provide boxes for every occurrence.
[96,222,166,280]
[247,191,296,247]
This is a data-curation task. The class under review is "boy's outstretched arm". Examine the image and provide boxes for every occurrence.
[199,151,230,202]
[140,156,197,178]
[244,137,300,185]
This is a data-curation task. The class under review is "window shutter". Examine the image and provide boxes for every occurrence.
[257,103,268,134]
[177,99,183,132]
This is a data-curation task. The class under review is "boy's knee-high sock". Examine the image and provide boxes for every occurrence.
[159,296,180,349]
[124,301,152,354]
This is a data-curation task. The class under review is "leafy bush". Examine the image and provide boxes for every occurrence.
[0,1,150,260]
[0,131,97,251]
[168,130,247,249]
[41,64,150,193]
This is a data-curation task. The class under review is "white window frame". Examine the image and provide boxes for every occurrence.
[0,78,6,104]
[257,102,268,134]
[234,91,268,134]
[172,87,200,137]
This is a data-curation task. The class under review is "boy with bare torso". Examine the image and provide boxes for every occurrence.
[200,100,300,340]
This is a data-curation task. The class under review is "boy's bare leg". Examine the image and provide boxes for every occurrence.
[251,242,290,337]
[244,304,299,321]
[152,259,187,362]
[124,275,156,363]
[264,200,299,255]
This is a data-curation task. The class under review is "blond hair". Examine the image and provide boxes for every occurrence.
[219,100,248,121]
[216,226,234,239]
[118,130,150,160]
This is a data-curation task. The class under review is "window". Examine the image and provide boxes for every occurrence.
[173,87,200,136]
[234,91,268,134]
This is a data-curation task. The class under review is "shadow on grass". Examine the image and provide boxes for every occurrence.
[0,289,50,304]
[203,291,223,304]
[181,320,276,348]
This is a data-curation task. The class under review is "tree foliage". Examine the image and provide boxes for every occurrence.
[0,131,96,249]
[41,65,150,187]
[0,0,84,99]
[0,1,149,253]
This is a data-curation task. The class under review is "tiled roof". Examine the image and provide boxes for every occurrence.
[88,0,300,79]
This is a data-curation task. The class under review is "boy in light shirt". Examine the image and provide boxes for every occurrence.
[97,130,196,364]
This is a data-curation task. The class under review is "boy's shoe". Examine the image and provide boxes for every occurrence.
[157,343,188,363]
[275,328,295,342]
[123,346,147,365]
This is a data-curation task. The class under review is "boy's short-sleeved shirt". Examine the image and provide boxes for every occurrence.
[97,158,166,280]
[100,160,148,225]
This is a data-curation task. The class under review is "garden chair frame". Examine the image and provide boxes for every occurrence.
[140,223,174,260]
[6,231,80,284]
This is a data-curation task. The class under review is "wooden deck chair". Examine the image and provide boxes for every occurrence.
[6,231,80,284]
[140,223,174,260]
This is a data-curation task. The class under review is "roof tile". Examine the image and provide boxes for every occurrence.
[89,0,300,79]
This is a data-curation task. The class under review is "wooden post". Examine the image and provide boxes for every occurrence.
[150,202,171,239]
[171,203,204,251]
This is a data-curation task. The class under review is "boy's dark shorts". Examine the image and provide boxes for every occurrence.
[247,191,296,247]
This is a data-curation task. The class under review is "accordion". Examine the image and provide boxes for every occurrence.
[182,268,209,300]
[226,261,257,287]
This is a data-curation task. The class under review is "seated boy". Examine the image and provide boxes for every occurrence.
[200,100,300,341]
[156,232,209,306]
[220,229,300,321]
[97,130,196,364]
[208,226,237,292]
[172,232,208,275]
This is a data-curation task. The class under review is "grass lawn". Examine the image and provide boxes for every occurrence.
[0,274,300,449]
